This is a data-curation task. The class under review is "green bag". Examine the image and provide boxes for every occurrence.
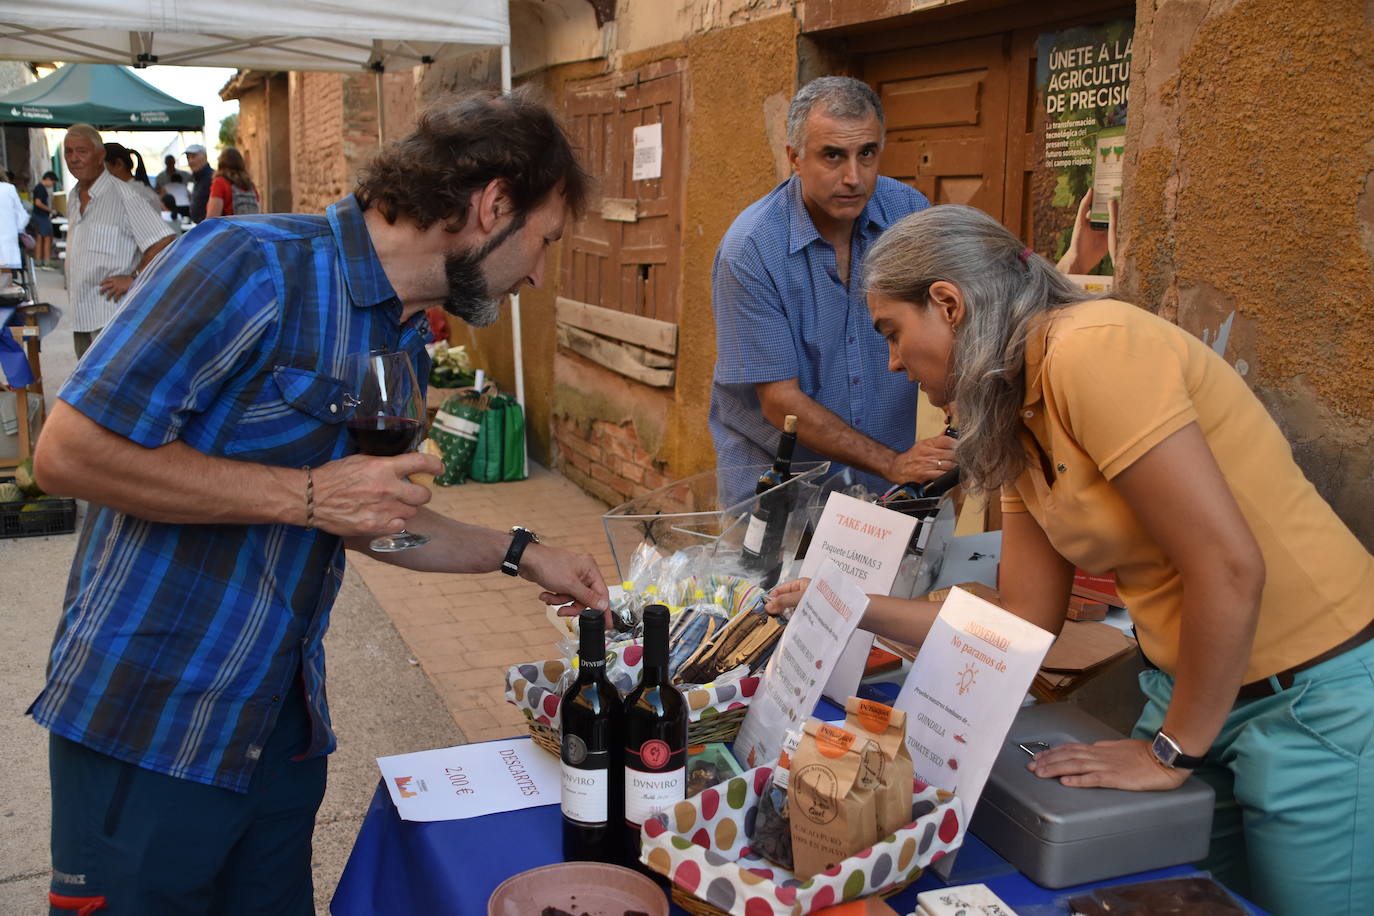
[470,394,527,483]
[430,392,484,485]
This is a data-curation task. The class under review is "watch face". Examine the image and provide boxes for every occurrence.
[1152,731,1180,766]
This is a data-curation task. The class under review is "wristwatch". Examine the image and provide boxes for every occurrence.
[1150,729,1206,769]
[501,526,539,577]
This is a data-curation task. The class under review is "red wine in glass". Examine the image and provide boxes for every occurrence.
[346,417,424,456]
[342,351,431,552]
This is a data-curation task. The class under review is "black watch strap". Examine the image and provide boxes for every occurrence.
[501,526,538,577]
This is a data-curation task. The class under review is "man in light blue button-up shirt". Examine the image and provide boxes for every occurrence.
[710,77,958,505]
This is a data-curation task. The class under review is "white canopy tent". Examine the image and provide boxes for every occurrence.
[0,3,530,471]
[0,2,508,72]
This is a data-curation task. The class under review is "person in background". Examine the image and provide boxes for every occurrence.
[0,171,30,289]
[103,143,163,214]
[206,146,261,217]
[31,89,605,915]
[154,153,190,196]
[163,171,191,219]
[769,203,1374,916]
[709,76,956,505]
[63,124,173,358]
[30,171,58,269]
[186,143,214,223]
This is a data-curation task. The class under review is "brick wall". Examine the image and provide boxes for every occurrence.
[552,416,672,508]
[287,70,418,215]
[290,72,350,214]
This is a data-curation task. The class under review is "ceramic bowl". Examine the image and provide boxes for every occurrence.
[487,861,668,916]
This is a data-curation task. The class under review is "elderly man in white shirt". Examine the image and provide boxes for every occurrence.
[63,123,174,358]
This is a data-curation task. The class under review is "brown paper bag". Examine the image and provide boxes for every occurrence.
[788,720,883,879]
[844,697,915,839]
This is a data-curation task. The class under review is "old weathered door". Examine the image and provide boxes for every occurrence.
[864,34,1013,221]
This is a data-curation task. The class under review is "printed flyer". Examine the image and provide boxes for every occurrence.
[734,558,869,769]
[893,588,1054,811]
[797,492,917,704]
[377,737,561,821]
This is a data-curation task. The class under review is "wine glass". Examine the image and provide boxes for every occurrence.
[342,350,430,552]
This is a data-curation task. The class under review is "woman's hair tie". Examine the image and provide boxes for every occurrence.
[1018,247,1033,262]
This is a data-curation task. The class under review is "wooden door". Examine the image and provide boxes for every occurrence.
[563,79,619,308]
[865,34,1013,221]
[562,61,685,323]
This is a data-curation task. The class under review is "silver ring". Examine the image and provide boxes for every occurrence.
[937,460,944,469]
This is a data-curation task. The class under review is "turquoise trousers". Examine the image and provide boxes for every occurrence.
[1133,638,1374,916]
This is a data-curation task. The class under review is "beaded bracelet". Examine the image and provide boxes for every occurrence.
[304,466,315,530]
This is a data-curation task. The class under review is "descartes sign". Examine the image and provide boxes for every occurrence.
[1034,19,1134,277]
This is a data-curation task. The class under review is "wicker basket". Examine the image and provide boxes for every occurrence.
[527,705,747,757]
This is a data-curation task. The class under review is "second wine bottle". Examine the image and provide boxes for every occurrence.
[623,603,688,867]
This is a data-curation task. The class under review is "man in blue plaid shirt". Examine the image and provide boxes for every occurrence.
[30,91,608,915]
[710,77,959,504]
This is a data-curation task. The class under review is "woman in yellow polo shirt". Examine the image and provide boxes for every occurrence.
[770,203,1373,916]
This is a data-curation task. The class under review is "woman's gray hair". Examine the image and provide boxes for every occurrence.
[864,204,1104,494]
[786,77,884,152]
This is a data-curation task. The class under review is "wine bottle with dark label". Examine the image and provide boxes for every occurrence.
[623,604,687,867]
[560,609,624,863]
[740,414,798,588]
[877,425,961,505]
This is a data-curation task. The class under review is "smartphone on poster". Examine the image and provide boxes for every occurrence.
[1089,125,1126,229]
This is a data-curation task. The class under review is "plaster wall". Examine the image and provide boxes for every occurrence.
[612,0,794,60]
[670,11,800,479]
[1120,0,1374,547]
[232,85,269,203]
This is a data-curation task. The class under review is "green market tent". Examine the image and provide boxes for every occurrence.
[0,63,204,130]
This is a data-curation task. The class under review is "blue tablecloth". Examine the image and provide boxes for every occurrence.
[330,781,1237,915]
[332,683,1263,915]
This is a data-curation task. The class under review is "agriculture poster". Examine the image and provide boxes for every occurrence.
[1034,18,1134,278]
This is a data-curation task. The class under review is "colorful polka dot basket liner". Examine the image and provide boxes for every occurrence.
[639,765,964,916]
[504,647,759,757]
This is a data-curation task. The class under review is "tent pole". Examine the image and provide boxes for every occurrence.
[501,44,528,477]
[374,69,386,147]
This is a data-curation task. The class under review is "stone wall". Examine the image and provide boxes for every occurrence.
[1120,0,1374,546]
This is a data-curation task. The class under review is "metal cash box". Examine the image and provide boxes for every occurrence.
[969,702,1214,888]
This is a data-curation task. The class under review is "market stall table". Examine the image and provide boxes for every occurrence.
[332,777,1264,915]
[332,685,1266,915]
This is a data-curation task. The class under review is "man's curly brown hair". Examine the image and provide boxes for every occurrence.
[356,87,589,231]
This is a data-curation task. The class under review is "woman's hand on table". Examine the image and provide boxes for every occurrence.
[1027,738,1191,792]
[763,578,811,618]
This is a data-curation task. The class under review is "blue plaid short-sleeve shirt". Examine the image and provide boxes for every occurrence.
[708,175,931,504]
[28,196,430,792]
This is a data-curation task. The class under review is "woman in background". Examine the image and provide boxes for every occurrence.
[206,147,260,217]
[30,171,57,268]
[103,143,163,214]
[768,203,1372,916]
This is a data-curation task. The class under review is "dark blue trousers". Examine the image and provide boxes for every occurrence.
[48,681,327,915]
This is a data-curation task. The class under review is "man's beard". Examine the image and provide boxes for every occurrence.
[442,215,525,327]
